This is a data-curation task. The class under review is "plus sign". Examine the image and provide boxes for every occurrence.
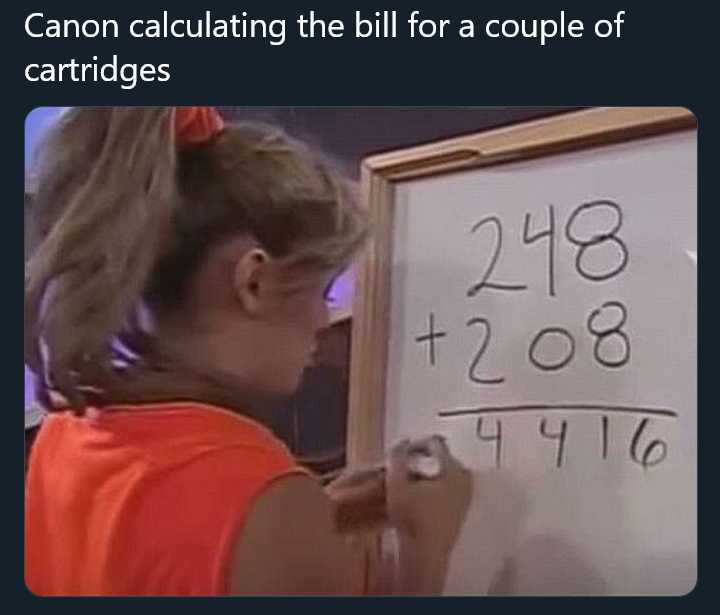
[415,312,447,367]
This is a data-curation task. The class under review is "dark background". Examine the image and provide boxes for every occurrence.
[221,107,576,174]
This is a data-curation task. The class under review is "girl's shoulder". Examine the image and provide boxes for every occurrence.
[41,400,301,475]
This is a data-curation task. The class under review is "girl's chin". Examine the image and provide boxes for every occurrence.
[270,361,314,398]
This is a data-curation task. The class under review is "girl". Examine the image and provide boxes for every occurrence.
[24,107,472,596]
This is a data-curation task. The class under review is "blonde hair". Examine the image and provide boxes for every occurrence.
[25,107,368,412]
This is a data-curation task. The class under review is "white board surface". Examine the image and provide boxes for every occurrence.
[384,131,697,595]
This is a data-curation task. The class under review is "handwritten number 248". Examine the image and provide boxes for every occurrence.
[467,200,629,298]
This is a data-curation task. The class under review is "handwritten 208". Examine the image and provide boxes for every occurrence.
[417,200,675,470]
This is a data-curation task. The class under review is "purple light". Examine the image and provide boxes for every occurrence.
[328,268,355,319]
[25,107,66,172]
[26,108,66,409]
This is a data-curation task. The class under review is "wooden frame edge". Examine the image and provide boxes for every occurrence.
[365,107,696,181]
[347,166,395,465]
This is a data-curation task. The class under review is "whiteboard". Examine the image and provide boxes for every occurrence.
[384,130,696,595]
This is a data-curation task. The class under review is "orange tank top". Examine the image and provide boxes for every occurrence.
[25,402,311,596]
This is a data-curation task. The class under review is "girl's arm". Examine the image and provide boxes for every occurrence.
[229,437,471,595]
[228,474,370,595]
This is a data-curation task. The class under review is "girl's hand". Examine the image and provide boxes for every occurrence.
[326,466,389,533]
[386,436,473,549]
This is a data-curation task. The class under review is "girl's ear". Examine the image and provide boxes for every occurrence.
[233,248,273,316]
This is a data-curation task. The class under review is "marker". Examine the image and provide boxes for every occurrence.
[405,438,445,479]
[406,453,443,479]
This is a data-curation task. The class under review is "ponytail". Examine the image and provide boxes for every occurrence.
[25,107,368,414]
[25,108,177,408]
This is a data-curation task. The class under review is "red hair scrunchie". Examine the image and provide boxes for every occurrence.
[174,107,225,146]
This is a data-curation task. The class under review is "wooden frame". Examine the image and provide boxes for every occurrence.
[346,107,696,466]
